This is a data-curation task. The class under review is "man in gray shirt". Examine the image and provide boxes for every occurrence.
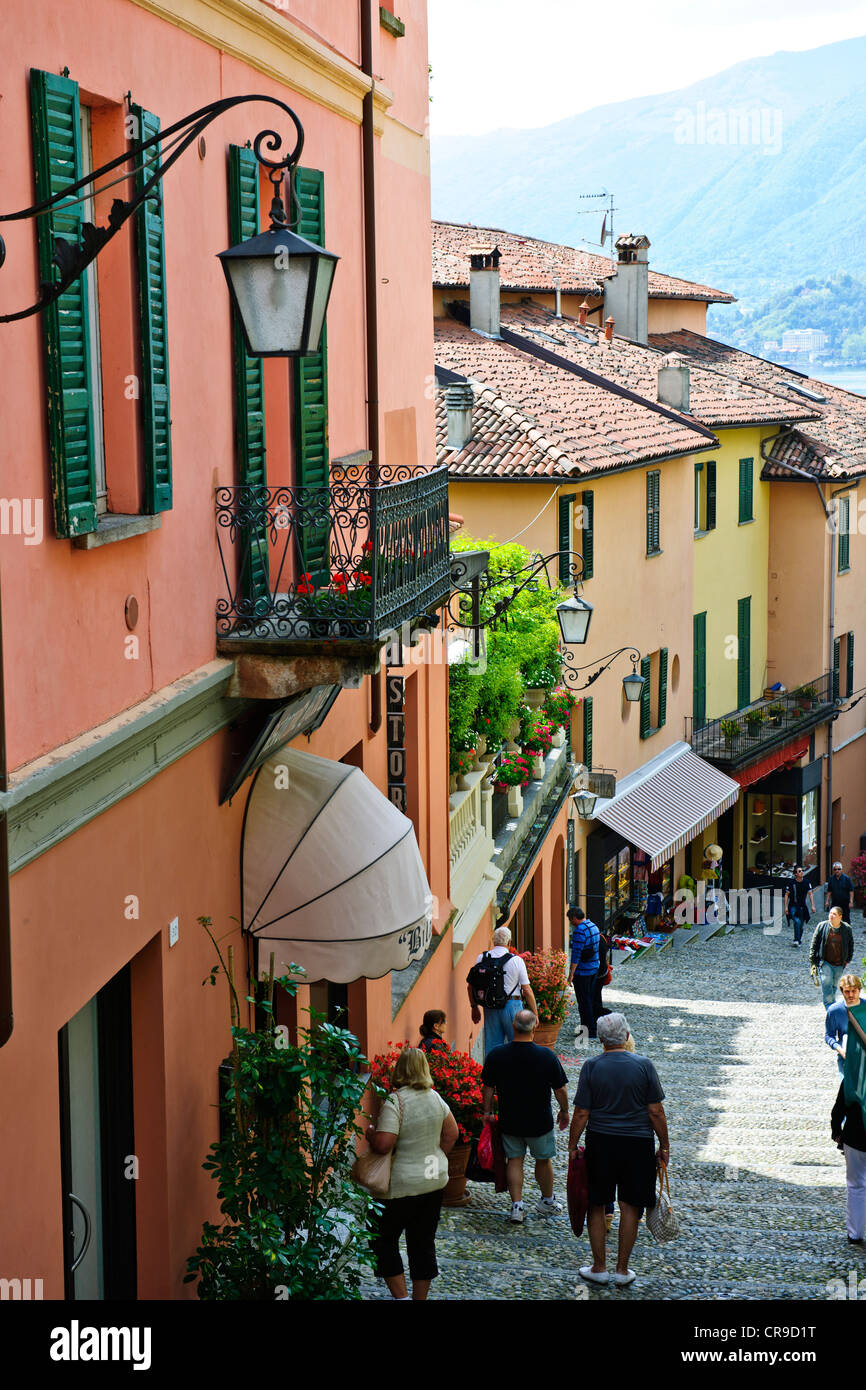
[569,1012,669,1288]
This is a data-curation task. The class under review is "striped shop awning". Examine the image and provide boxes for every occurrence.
[592,741,740,870]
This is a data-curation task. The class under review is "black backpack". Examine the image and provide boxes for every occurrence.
[467,951,512,1010]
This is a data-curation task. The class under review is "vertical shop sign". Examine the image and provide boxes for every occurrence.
[386,673,406,813]
[566,818,575,904]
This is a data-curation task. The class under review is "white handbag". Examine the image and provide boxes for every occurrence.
[646,1161,680,1243]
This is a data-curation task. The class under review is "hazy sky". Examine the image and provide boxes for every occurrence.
[428,0,866,137]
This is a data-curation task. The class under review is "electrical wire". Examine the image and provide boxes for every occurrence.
[502,484,562,545]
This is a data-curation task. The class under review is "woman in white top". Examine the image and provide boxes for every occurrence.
[365,1047,458,1301]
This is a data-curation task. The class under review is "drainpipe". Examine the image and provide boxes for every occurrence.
[0,569,12,1047]
[360,0,379,481]
[759,434,835,880]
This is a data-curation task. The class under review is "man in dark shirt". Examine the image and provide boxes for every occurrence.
[784,866,816,948]
[482,1009,569,1225]
[569,1011,668,1287]
[826,862,855,917]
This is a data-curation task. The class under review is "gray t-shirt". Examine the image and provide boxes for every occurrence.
[574,1050,665,1138]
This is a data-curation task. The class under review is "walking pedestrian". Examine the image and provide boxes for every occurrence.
[568,1012,669,1288]
[831,1078,866,1246]
[825,862,855,918]
[593,924,612,1022]
[468,926,538,1058]
[481,1009,569,1225]
[567,906,600,1041]
[418,1009,449,1054]
[825,976,865,1077]
[364,1047,458,1300]
[784,867,816,948]
[810,906,854,1008]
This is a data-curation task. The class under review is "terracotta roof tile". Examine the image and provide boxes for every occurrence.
[649,330,866,479]
[432,220,736,303]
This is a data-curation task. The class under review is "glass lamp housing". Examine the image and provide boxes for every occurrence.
[218,226,338,357]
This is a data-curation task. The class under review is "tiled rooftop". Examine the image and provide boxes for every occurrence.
[650,330,866,479]
[432,220,736,303]
[434,319,715,479]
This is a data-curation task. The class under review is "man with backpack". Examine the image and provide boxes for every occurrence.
[467,926,538,1058]
[567,906,601,1041]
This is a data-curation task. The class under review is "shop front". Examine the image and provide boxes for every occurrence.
[740,756,822,893]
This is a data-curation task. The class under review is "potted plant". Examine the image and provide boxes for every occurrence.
[766,702,785,728]
[798,683,819,710]
[450,745,476,791]
[720,718,742,743]
[519,948,569,1048]
[370,1041,484,1207]
[744,709,764,739]
[523,717,554,777]
[494,751,531,817]
[545,686,576,746]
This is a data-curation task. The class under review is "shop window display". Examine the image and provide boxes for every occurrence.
[746,788,818,883]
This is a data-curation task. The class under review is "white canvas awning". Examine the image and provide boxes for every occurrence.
[592,741,740,870]
[242,748,433,983]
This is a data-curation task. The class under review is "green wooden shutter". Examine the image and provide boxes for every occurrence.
[582,696,593,772]
[737,597,751,708]
[558,494,572,584]
[581,490,594,579]
[706,460,716,531]
[30,69,97,538]
[292,166,329,586]
[228,145,269,610]
[640,655,652,738]
[846,631,855,697]
[693,613,707,728]
[739,458,753,524]
[838,497,851,572]
[132,105,172,513]
[833,636,841,701]
[646,471,660,553]
[658,646,668,728]
[694,462,702,530]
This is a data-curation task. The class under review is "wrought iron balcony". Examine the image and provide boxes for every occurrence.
[215,462,451,652]
[685,673,836,771]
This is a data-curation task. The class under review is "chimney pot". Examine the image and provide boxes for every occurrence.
[603,233,650,344]
[657,352,690,412]
[604,316,614,342]
[578,301,589,326]
[469,244,501,337]
[443,381,474,450]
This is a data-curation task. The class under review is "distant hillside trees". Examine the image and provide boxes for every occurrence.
[714,273,866,361]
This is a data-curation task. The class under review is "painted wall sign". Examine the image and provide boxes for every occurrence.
[386,673,406,813]
[567,816,575,904]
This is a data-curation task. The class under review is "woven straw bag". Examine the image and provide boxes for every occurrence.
[351,1091,403,1197]
[646,1160,680,1243]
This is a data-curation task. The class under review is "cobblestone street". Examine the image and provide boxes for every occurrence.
[365,915,866,1300]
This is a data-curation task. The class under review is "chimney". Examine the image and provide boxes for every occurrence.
[604,316,614,342]
[657,353,690,412]
[469,245,501,337]
[603,233,650,344]
[443,381,474,449]
[578,301,589,326]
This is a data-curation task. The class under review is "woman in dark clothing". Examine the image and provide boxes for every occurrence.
[419,1009,449,1054]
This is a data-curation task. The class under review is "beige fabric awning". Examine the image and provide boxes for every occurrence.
[242,747,433,983]
[592,741,740,870]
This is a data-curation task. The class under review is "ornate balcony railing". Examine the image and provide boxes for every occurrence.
[215,462,451,647]
[685,673,836,770]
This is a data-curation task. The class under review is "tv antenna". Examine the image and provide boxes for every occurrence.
[575,191,618,261]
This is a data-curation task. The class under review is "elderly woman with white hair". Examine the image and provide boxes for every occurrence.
[467,925,538,1058]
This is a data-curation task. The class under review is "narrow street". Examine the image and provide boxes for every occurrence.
[366,915,866,1301]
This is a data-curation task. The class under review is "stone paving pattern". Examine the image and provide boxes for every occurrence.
[363,911,866,1300]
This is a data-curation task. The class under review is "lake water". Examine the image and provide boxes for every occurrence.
[808,367,866,396]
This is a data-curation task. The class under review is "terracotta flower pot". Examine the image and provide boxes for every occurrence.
[533,1020,561,1049]
[442,1142,472,1207]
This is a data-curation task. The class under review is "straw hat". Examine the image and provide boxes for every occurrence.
[705,844,723,861]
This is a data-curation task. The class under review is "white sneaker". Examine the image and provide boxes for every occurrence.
[509,1202,525,1224]
[536,1196,562,1216]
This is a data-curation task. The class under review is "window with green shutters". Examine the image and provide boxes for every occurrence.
[132,105,172,514]
[658,647,668,728]
[581,490,594,579]
[640,655,652,738]
[292,166,330,586]
[694,462,715,533]
[558,494,573,584]
[228,145,268,609]
[693,613,707,727]
[30,68,98,538]
[694,462,702,531]
[738,458,754,524]
[705,460,716,530]
[737,596,751,708]
[838,495,851,572]
[646,471,660,554]
[582,696,593,771]
[846,631,855,696]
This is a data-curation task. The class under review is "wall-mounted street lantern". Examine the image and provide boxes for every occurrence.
[571,789,598,819]
[561,646,645,704]
[448,549,591,649]
[556,592,594,646]
[0,94,338,355]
